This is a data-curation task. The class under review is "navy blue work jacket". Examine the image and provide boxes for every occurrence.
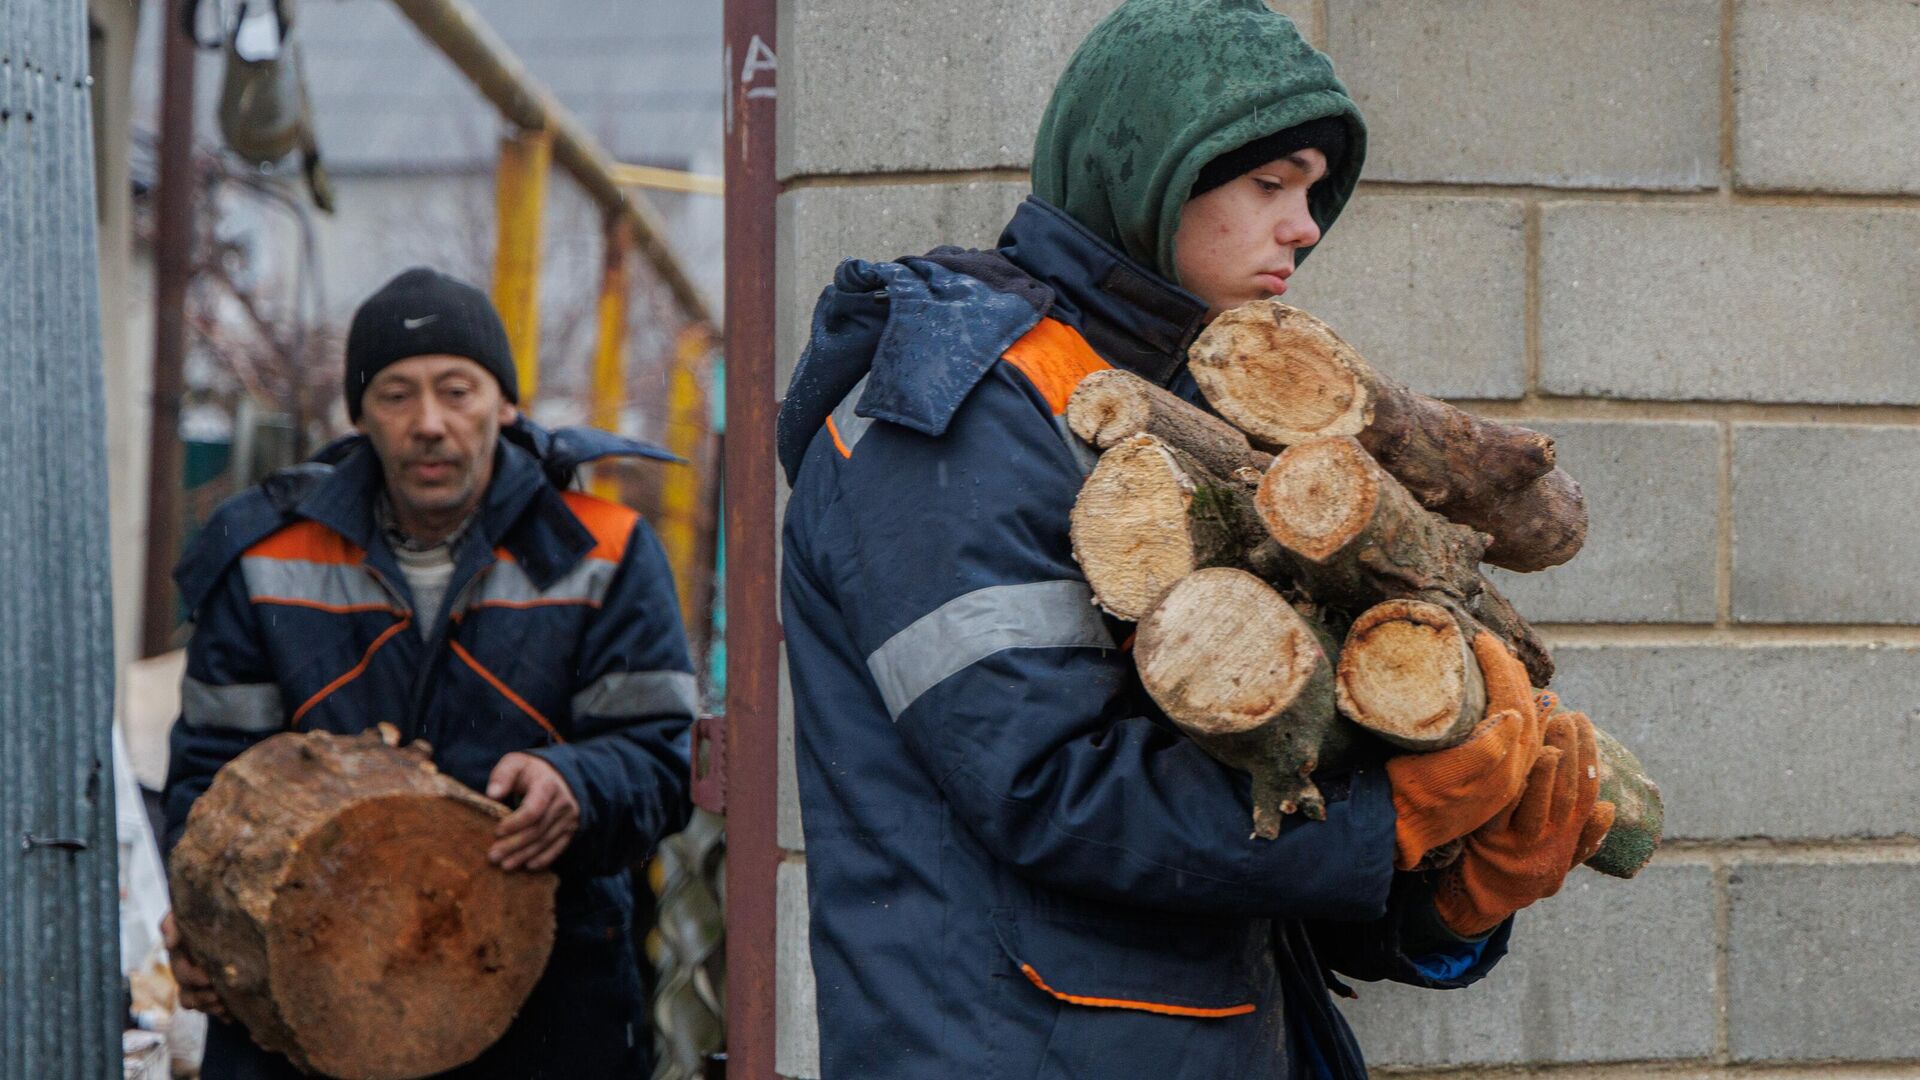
[778,197,1509,1080]
[164,421,695,1079]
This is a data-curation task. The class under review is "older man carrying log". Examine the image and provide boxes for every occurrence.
[777,2,1605,1077]
[159,267,697,1079]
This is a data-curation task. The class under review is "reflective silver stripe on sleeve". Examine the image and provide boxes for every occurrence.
[241,557,396,611]
[181,677,286,733]
[572,670,700,719]
[1054,414,1100,477]
[866,579,1114,719]
[830,375,876,456]
[466,557,618,611]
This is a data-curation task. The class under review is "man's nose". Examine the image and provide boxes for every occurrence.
[1278,206,1321,250]
[412,398,449,439]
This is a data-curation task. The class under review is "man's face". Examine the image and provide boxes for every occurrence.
[1172,147,1328,320]
[356,354,517,525]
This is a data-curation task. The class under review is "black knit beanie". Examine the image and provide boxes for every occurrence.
[1189,115,1349,200]
[344,267,518,421]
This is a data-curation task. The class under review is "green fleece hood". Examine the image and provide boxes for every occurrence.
[1032,0,1366,284]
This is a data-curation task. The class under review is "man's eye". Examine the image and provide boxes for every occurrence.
[1254,178,1283,194]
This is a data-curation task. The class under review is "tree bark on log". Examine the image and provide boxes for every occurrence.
[1188,300,1588,572]
[1134,568,1356,835]
[1070,434,1276,620]
[1256,436,1555,687]
[169,727,557,1080]
[1337,600,1664,878]
[1066,367,1273,480]
[1589,727,1666,879]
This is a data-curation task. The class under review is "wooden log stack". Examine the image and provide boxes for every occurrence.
[1068,299,1662,878]
[168,726,558,1079]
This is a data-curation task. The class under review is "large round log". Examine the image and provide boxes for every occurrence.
[1134,568,1358,834]
[1189,300,1587,571]
[169,728,557,1079]
[1070,435,1274,620]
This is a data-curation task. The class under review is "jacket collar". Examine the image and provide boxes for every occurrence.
[296,435,594,591]
[997,196,1209,387]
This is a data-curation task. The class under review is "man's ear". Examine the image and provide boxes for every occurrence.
[498,401,520,426]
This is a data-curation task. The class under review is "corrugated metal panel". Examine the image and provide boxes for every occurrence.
[0,0,123,1076]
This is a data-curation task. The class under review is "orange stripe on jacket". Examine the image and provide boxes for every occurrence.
[560,490,639,563]
[1000,317,1111,416]
[450,639,565,743]
[825,415,853,459]
[246,520,366,564]
[1018,963,1255,1019]
[291,617,411,726]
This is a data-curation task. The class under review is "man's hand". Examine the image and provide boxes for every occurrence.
[1432,710,1610,937]
[486,752,580,872]
[160,910,229,1021]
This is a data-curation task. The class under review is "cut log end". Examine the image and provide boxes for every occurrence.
[1065,368,1155,450]
[1255,437,1380,563]
[1135,568,1321,736]
[1336,600,1487,751]
[1188,301,1370,445]
[1070,436,1202,619]
[270,795,555,1079]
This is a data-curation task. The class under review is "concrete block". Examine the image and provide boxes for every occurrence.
[777,860,822,1079]
[1340,864,1716,1066]
[1735,1,1920,195]
[778,0,1114,179]
[778,641,805,852]
[776,182,1031,395]
[1284,195,1527,400]
[1547,644,1920,841]
[1324,0,1719,189]
[1262,0,1320,46]
[1733,425,1920,624]
[1486,421,1719,624]
[1729,861,1920,1061]
[1540,203,1920,404]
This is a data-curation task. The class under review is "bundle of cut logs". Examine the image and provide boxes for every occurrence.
[1067,299,1662,879]
[168,726,558,1079]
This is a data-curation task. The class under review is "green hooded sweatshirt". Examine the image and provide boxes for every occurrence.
[1032,0,1366,285]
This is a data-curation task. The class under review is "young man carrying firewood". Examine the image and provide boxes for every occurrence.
[778,2,1609,1076]
[159,267,697,1078]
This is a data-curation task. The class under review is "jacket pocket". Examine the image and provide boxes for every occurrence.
[990,908,1258,1018]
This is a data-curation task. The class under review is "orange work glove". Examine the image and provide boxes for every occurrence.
[1386,633,1546,870]
[1433,710,1610,937]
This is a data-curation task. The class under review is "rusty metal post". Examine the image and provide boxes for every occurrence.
[140,0,198,657]
[587,214,631,500]
[722,0,779,1070]
[492,126,550,405]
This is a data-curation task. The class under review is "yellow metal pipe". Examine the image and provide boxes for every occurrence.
[386,0,714,327]
[657,323,714,632]
[588,217,632,500]
[492,127,551,404]
[610,163,724,197]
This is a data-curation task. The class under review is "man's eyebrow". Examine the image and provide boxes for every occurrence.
[1283,151,1323,175]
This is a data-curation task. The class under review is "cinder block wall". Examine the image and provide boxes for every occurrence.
[771,2,1920,1076]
